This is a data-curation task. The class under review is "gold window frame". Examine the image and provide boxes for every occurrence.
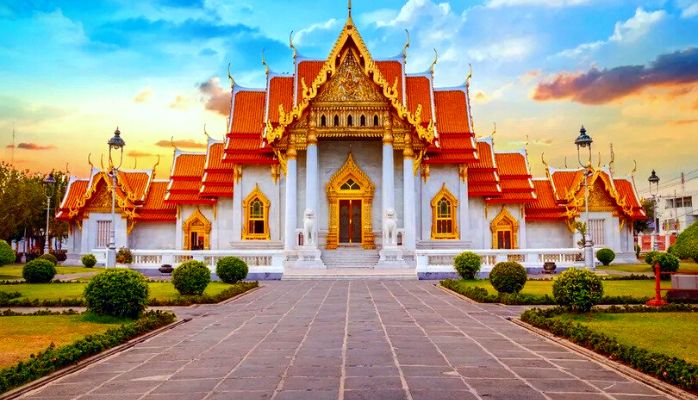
[183,208,211,250]
[430,184,459,240]
[242,184,271,240]
[491,207,519,249]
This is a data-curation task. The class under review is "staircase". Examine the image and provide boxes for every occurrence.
[321,245,379,268]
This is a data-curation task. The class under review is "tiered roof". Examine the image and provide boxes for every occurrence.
[488,151,536,204]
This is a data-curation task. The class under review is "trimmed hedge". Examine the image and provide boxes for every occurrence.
[490,262,527,294]
[521,306,698,393]
[654,252,680,277]
[0,310,175,394]
[0,240,15,266]
[81,254,97,268]
[38,253,58,265]
[596,248,615,266]
[552,268,603,312]
[116,247,133,264]
[84,269,149,318]
[172,261,211,295]
[440,279,648,306]
[672,221,698,262]
[453,252,481,280]
[645,250,660,266]
[22,259,56,283]
[216,256,248,284]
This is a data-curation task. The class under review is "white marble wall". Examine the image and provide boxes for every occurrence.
[130,222,176,250]
[468,197,487,248]
[419,165,461,243]
[239,165,281,242]
[81,212,128,252]
[526,221,573,248]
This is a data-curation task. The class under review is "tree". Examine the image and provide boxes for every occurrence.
[633,197,655,233]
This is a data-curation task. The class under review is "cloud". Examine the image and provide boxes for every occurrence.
[16,143,56,150]
[169,95,189,109]
[198,77,230,116]
[533,48,698,104]
[680,2,698,18]
[486,0,589,7]
[5,144,14,149]
[155,139,206,149]
[468,37,534,62]
[669,119,698,125]
[133,87,152,103]
[294,18,340,45]
[127,150,157,157]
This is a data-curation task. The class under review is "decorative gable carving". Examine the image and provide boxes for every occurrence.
[315,51,386,105]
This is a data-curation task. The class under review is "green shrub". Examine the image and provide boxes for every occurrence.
[453,251,481,280]
[172,260,211,295]
[84,269,149,318]
[644,250,660,266]
[672,221,698,262]
[38,253,58,265]
[489,262,527,294]
[216,256,248,283]
[552,268,603,312]
[0,240,15,266]
[634,243,641,259]
[595,248,615,266]
[116,247,133,264]
[22,259,56,283]
[653,252,680,280]
[81,254,97,268]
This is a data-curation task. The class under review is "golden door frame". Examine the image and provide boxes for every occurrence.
[183,208,211,250]
[326,152,375,249]
[490,207,519,249]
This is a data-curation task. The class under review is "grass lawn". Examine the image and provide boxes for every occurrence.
[0,281,236,302]
[555,312,698,364]
[0,264,101,280]
[451,279,666,299]
[0,313,126,368]
[598,260,698,274]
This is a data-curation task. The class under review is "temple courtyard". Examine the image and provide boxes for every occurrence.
[19,281,672,400]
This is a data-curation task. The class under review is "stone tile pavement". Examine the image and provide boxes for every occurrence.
[21,281,674,400]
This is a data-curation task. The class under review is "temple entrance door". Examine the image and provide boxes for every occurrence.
[339,199,362,244]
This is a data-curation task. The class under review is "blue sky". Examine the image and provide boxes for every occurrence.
[1,0,697,194]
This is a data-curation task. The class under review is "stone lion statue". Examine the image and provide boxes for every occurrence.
[303,208,315,246]
[383,208,397,247]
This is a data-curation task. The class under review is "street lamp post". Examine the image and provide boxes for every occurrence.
[574,126,594,269]
[648,170,660,251]
[42,173,56,255]
[106,127,125,268]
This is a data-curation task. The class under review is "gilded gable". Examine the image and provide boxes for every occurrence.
[315,51,386,105]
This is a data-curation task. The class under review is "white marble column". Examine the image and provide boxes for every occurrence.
[284,150,298,251]
[231,168,242,241]
[382,113,395,218]
[458,165,469,241]
[305,116,319,247]
[403,153,416,250]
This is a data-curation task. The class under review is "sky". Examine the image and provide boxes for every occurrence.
[1,0,697,197]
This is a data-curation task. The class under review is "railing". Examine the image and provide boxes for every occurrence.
[415,248,585,273]
[91,249,284,272]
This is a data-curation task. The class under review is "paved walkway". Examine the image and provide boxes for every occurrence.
[22,281,672,400]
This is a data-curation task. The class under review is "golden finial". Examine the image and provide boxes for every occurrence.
[597,151,602,168]
[564,156,568,168]
[525,134,529,154]
[348,0,352,18]
[261,49,269,77]
[227,63,235,90]
[492,122,496,137]
[87,153,94,170]
[65,162,70,176]
[203,123,210,140]
[609,143,615,175]
[541,152,549,168]
[402,29,410,64]
[152,154,160,173]
[289,31,297,62]
[100,153,106,170]
[630,160,637,176]
[429,48,438,77]
[466,63,473,87]
[133,156,137,169]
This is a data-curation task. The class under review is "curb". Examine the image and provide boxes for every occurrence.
[218,284,262,305]
[0,318,190,400]
[511,318,695,400]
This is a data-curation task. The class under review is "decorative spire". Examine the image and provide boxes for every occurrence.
[466,63,473,88]
[630,160,637,176]
[609,143,615,176]
[227,63,235,90]
[203,123,210,140]
[289,31,297,62]
[261,49,269,77]
[87,153,94,170]
[348,0,352,18]
[564,155,568,168]
[429,48,438,78]
[402,29,410,64]
[152,155,160,177]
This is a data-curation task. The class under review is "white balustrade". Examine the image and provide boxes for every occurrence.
[415,248,585,274]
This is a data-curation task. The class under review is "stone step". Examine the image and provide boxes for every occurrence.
[282,268,417,280]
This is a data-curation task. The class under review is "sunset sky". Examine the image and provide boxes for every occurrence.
[1,0,697,197]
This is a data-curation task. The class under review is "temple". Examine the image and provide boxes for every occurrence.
[56,7,645,278]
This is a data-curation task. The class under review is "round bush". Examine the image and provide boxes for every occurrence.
[172,260,211,295]
[81,254,97,268]
[672,221,698,262]
[653,252,680,279]
[595,248,615,266]
[84,269,149,318]
[489,262,527,294]
[116,247,133,264]
[22,259,57,283]
[454,252,481,280]
[552,268,603,312]
[0,240,15,266]
[216,256,248,283]
[644,251,660,266]
[38,253,58,265]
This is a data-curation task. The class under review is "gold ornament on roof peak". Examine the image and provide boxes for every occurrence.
[261,49,269,77]
[402,29,410,64]
[430,48,438,77]
[227,63,235,90]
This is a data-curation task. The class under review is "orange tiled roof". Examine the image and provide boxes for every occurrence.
[230,91,266,134]
[433,90,471,134]
[376,60,403,103]
[268,76,294,124]
[467,140,501,197]
[297,60,324,102]
[56,179,89,221]
[136,181,176,222]
[550,169,584,201]
[488,152,536,204]
[405,76,432,124]
[614,178,646,220]
[525,179,567,220]
[201,142,234,198]
[117,171,151,202]
[166,152,214,205]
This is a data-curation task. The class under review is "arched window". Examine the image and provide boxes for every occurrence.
[243,184,271,240]
[183,209,211,250]
[491,208,519,249]
[430,184,459,239]
[347,115,353,126]
[320,115,327,127]
[373,114,379,127]
[334,114,340,127]
[360,114,366,127]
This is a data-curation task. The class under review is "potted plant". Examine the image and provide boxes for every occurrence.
[116,247,133,268]
[543,262,556,274]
